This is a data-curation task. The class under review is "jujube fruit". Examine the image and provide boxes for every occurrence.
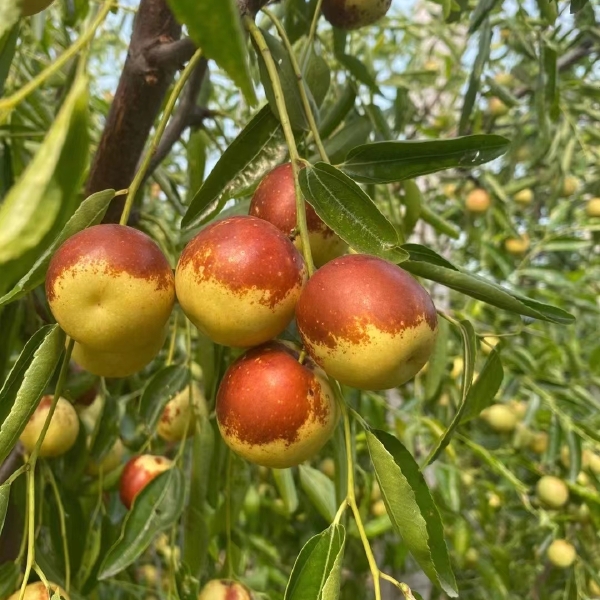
[514,188,533,205]
[536,475,569,509]
[561,176,578,197]
[22,0,55,16]
[216,342,339,468]
[322,0,392,30]
[547,539,576,568]
[87,438,124,476]
[46,224,175,353]
[505,236,530,255]
[7,582,69,600]
[20,396,79,458]
[119,454,173,509]
[70,325,167,378]
[157,384,208,442]
[296,254,438,390]
[586,198,600,218]
[249,163,347,267]
[480,403,517,434]
[198,580,252,600]
[488,97,509,116]
[175,216,307,347]
[465,188,491,213]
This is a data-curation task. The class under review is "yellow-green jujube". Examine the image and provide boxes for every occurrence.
[87,438,125,475]
[480,404,518,433]
[465,188,491,213]
[505,236,530,256]
[536,475,569,509]
[45,225,175,353]
[586,198,600,218]
[514,188,534,205]
[547,539,576,569]
[157,384,208,443]
[8,582,69,600]
[20,396,79,458]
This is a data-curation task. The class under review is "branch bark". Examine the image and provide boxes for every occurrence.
[86,0,186,223]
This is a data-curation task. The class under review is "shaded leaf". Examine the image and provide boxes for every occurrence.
[0,482,8,536]
[0,325,65,464]
[319,83,357,138]
[273,467,299,514]
[461,350,504,422]
[98,468,186,579]
[342,135,509,184]
[299,465,337,523]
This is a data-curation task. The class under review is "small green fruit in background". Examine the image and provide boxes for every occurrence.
[547,539,576,569]
[536,475,569,509]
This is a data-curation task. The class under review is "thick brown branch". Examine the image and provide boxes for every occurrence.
[86,0,184,223]
[145,37,197,69]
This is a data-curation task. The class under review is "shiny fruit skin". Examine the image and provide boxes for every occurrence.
[22,0,55,16]
[20,396,79,458]
[216,342,339,468]
[296,254,438,390]
[547,539,576,569]
[46,225,175,353]
[322,0,392,30]
[198,579,252,600]
[586,198,600,218]
[465,189,491,213]
[175,216,307,348]
[71,325,167,378]
[157,384,207,443]
[7,582,69,600]
[249,163,347,267]
[536,475,569,509]
[119,454,173,509]
[505,236,530,255]
[514,188,534,205]
[87,438,124,476]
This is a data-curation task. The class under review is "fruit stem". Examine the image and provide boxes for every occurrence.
[19,338,74,600]
[301,0,324,70]
[166,311,180,367]
[119,48,205,226]
[339,396,382,600]
[44,464,71,592]
[0,0,114,118]
[261,8,330,164]
[244,18,316,276]
[1,464,28,487]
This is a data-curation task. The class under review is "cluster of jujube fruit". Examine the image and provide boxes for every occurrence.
[35,162,438,482]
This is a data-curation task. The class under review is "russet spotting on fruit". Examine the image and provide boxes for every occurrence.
[175,216,307,348]
[198,579,253,600]
[249,163,347,267]
[536,475,569,509]
[216,342,339,468]
[157,384,208,443]
[119,454,173,509]
[321,0,392,30]
[296,254,438,390]
[20,396,79,458]
[46,224,175,376]
[7,582,69,600]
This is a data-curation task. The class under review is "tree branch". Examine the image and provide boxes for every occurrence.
[145,37,197,69]
[86,0,184,223]
[143,57,209,179]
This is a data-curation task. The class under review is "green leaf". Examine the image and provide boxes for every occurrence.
[461,350,504,422]
[299,163,408,263]
[299,465,337,523]
[273,467,299,514]
[424,318,449,401]
[284,523,346,600]
[182,106,284,228]
[98,468,186,579]
[366,429,458,597]
[337,54,379,93]
[400,245,574,324]
[302,45,331,108]
[401,180,422,238]
[320,116,372,165]
[0,325,65,464]
[0,189,115,307]
[319,83,357,138]
[0,24,19,96]
[423,320,477,465]
[0,482,9,536]
[139,365,189,433]
[0,74,89,266]
[254,29,317,131]
[0,563,19,599]
[418,205,460,239]
[0,1,20,41]
[342,134,509,184]
[167,0,255,104]
[183,416,214,577]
